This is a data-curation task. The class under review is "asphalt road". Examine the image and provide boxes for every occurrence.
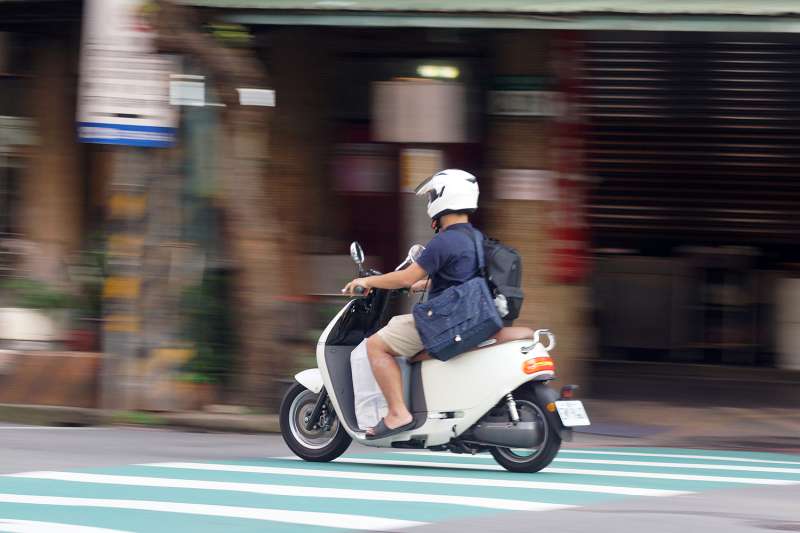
[0,423,798,532]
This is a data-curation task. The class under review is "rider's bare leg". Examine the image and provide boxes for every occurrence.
[366,334,413,433]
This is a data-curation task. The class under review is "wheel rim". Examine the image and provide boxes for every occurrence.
[288,389,340,450]
[494,400,549,463]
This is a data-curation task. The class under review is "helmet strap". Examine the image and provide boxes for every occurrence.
[431,217,441,234]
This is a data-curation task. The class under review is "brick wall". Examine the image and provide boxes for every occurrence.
[486,31,591,387]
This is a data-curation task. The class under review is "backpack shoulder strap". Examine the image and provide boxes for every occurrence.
[453,225,485,275]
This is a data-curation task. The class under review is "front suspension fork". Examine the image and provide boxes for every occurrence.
[304,387,329,431]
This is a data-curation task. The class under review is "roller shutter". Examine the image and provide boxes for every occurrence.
[583,32,800,250]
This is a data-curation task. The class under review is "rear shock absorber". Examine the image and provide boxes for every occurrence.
[506,393,520,424]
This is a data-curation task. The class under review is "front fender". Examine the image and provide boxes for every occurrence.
[295,368,323,394]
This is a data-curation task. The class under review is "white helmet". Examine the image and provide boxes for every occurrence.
[414,169,479,220]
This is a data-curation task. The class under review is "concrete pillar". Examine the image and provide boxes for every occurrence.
[486,31,590,387]
[20,37,83,282]
[268,29,333,295]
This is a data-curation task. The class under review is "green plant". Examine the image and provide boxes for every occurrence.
[109,410,167,427]
[0,279,75,310]
[175,371,216,385]
[67,236,107,320]
[180,269,237,385]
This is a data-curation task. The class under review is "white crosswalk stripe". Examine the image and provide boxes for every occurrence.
[553,457,800,474]
[400,451,800,473]
[0,494,425,531]
[311,456,800,486]
[557,449,800,466]
[146,461,689,496]
[0,520,131,533]
[1,447,797,532]
[9,471,568,512]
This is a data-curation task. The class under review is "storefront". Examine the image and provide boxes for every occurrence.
[582,31,800,370]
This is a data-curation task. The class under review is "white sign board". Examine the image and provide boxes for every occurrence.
[77,0,176,147]
[0,116,37,152]
[170,75,205,107]
[489,91,561,117]
[495,169,557,201]
[373,80,466,143]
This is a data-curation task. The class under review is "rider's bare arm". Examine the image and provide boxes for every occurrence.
[343,262,427,294]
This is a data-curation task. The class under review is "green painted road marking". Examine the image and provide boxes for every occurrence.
[104,465,619,505]
[558,449,800,465]
[0,447,797,533]
[9,472,570,513]
[0,519,131,533]
[339,451,800,482]
[0,505,340,533]
[575,447,800,463]
[0,494,423,530]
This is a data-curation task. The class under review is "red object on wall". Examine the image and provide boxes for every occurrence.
[549,32,589,283]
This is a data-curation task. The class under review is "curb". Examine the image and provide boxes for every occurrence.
[0,404,104,427]
[159,413,280,433]
[0,403,280,434]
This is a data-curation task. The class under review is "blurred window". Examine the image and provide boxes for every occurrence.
[0,157,21,236]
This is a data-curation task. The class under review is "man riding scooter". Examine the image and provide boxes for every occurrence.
[342,169,531,440]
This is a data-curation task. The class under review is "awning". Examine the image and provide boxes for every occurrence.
[175,1,800,32]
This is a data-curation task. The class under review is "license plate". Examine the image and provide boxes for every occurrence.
[555,400,590,427]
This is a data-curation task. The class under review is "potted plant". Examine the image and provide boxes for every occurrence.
[0,279,75,350]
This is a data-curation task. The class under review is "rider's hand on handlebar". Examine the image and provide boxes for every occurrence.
[410,279,429,294]
[342,278,371,296]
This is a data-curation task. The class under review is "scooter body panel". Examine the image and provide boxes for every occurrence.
[301,297,557,448]
[405,341,553,447]
[421,340,553,412]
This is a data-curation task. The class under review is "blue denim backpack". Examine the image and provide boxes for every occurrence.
[412,228,503,361]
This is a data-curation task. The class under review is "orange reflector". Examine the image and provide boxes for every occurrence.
[546,402,557,412]
[522,356,555,375]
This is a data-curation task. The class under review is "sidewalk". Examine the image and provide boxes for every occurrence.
[1,399,798,452]
[579,399,800,452]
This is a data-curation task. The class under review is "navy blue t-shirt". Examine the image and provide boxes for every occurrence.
[416,223,480,299]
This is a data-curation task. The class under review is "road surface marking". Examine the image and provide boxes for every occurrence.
[552,458,800,474]
[2,447,797,533]
[557,450,800,465]
[0,519,131,533]
[0,428,106,431]
[306,457,799,485]
[145,461,688,496]
[9,472,566,513]
[400,451,800,474]
[0,494,424,531]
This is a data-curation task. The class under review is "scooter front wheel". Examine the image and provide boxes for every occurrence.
[279,382,352,462]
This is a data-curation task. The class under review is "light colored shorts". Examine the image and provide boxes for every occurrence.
[376,314,424,358]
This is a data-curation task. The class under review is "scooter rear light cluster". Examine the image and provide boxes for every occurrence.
[522,356,555,374]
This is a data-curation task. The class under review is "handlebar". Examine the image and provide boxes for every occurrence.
[353,285,367,295]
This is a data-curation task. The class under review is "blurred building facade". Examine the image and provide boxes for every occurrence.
[1,0,800,410]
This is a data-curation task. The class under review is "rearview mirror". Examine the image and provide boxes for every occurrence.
[350,241,365,267]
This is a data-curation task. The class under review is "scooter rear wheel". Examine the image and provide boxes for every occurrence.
[489,388,561,473]
[280,382,352,462]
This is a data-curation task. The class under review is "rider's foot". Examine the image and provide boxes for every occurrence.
[367,412,413,436]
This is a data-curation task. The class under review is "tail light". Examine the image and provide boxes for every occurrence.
[522,356,555,375]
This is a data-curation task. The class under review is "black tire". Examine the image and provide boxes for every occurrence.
[279,383,352,462]
[489,385,562,473]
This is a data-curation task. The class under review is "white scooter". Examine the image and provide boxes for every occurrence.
[279,241,590,473]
